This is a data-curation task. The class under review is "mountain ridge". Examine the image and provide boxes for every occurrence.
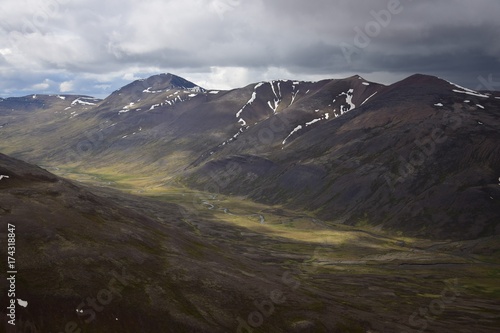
[1,72,499,240]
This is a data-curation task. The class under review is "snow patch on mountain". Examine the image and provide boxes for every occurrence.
[143,83,205,95]
[290,88,299,106]
[236,92,257,118]
[236,83,263,118]
[268,81,282,113]
[118,102,135,114]
[283,125,303,145]
[361,92,377,106]
[453,89,489,98]
[447,80,489,98]
[337,89,355,114]
[288,112,331,137]
[254,82,265,89]
[305,118,322,126]
[187,86,205,93]
[71,97,97,106]
[143,87,159,93]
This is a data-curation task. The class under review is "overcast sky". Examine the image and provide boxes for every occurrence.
[1,0,499,98]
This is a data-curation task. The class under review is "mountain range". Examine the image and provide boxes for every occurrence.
[1,73,499,240]
[1,72,499,332]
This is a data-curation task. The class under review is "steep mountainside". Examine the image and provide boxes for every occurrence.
[185,75,500,240]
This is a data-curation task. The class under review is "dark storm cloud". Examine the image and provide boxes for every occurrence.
[0,0,499,97]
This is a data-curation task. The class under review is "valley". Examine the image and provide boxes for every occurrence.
[38,166,500,332]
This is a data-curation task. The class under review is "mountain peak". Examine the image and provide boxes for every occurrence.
[143,73,203,91]
[116,73,204,96]
[399,73,450,87]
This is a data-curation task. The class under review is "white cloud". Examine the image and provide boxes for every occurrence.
[59,80,74,92]
[31,79,51,90]
[94,84,111,90]
[122,73,142,82]
[0,48,12,56]
[185,67,252,90]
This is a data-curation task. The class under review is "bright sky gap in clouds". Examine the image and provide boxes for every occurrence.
[0,0,499,98]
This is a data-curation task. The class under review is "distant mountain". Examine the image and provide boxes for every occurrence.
[1,73,499,240]
[107,73,205,103]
